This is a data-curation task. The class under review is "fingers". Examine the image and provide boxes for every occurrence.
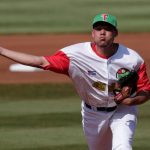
[114,86,132,104]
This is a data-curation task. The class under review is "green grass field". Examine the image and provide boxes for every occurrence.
[0,83,149,150]
[0,83,87,150]
[0,0,150,34]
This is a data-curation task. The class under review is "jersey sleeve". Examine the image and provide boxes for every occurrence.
[43,50,70,75]
[137,62,150,92]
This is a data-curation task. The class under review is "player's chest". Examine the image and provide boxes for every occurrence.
[69,56,136,81]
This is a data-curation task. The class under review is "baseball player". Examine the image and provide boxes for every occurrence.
[0,13,150,150]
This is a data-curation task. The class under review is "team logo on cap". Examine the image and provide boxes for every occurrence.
[101,14,108,21]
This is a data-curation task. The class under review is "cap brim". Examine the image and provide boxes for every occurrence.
[93,21,117,30]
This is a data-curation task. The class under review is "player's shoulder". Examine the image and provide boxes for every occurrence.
[119,44,142,58]
[118,44,144,65]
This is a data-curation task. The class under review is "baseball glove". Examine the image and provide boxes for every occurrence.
[113,70,139,104]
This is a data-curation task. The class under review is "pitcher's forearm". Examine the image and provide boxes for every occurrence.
[121,90,150,106]
[0,47,49,68]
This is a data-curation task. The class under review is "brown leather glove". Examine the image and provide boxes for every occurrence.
[113,71,139,104]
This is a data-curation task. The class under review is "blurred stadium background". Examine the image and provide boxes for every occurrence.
[0,0,150,150]
[0,0,150,33]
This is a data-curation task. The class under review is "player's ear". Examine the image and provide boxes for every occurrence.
[91,29,95,38]
[114,29,118,37]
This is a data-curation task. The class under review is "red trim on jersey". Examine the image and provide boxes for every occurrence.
[43,51,69,75]
[137,63,150,92]
[91,43,110,59]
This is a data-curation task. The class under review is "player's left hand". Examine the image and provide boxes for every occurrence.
[113,86,132,104]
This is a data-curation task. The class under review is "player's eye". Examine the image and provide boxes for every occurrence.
[94,26,103,31]
[103,26,114,31]
[94,26,114,32]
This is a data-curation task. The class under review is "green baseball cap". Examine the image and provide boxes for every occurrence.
[92,13,117,29]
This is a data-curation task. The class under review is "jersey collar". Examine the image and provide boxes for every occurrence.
[91,42,117,59]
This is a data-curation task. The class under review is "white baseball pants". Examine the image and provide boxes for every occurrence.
[81,102,137,150]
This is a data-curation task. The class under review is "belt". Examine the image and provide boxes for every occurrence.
[85,102,117,112]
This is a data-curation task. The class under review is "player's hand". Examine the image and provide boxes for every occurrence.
[0,47,4,54]
[113,86,132,104]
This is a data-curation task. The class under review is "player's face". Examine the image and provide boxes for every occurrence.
[92,23,117,48]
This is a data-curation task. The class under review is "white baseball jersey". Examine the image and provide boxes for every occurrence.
[43,42,150,107]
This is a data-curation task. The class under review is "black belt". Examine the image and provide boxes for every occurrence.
[85,103,117,112]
